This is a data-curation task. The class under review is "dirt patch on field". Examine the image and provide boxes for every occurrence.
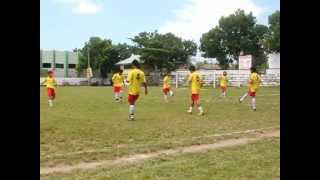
[41,128,279,175]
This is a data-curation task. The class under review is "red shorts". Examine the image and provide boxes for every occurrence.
[220,86,227,92]
[47,88,55,99]
[114,86,123,93]
[191,94,200,103]
[128,94,139,104]
[163,87,171,94]
[248,91,256,97]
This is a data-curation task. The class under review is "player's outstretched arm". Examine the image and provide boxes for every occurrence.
[143,82,148,95]
[126,71,132,85]
[258,75,262,83]
[249,76,253,84]
[54,79,58,87]
[187,75,192,86]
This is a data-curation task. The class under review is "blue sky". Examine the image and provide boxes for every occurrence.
[41,0,279,51]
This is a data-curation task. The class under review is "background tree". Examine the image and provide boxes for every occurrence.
[265,10,280,53]
[200,9,269,69]
[77,38,134,78]
[130,31,197,72]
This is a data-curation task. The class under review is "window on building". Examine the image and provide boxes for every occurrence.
[55,64,64,68]
[42,63,51,68]
[68,64,76,69]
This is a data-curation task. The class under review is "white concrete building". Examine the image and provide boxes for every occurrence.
[40,50,79,77]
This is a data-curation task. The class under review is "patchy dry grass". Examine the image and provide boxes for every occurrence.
[41,86,279,170]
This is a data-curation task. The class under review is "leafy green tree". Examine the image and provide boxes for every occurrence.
[131,31,197,72]
[77,38,135,78]
[266,10,280,52]
[77,37,112,78]
[200,9,269,69]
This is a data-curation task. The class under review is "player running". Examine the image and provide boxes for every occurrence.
[187,66,204,115]
[41,70,57,107]
[239,67,262,111]
[219,71,229,98]
[162,71,174,102]
[126,60,148,121]
[112,69,125,103]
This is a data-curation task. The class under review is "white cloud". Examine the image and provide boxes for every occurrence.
[159,0,264,42]
[55,0,104,15]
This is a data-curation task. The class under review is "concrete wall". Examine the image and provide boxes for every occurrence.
[268,53,280,69]
[40,77,88,86]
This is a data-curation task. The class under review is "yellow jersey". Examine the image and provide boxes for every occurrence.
[188,71,202,94]
[112,73,124,87]
[43,76,57,89]
[163,75,171,89]
[219,75,229,87]
[249,72,261,92]
[127,68,146,95]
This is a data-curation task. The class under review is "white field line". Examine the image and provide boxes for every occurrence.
[190,126,279,139]
[175,88,280,97]
[203,93,280,97]
[42,126,279,159]
[40,129,279,175]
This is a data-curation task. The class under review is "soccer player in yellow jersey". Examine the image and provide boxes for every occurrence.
[41,70,57,107]
[219,71,229,98]
[126,60,148,120]
[162,72,174,102]
[187,66,204,115]
[112,69,125,103]
[239,67,262,111]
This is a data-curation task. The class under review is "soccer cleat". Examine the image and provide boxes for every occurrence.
[253,108,257,112]
[187,110,192,114]
[198,111,204,116]
[239,98,242,103]
[129,115,135,121]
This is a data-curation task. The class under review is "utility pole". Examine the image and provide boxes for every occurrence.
[87,45,92,86]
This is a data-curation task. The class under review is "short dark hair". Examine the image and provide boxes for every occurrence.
[189,65,196,72]
[250,67,257,72]
[119,69,123,73]
[132,60,140,68]
[48,70,53,74]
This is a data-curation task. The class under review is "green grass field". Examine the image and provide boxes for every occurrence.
[43,138,280,180]
[40,86,279,179]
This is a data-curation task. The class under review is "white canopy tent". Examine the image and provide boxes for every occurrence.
[116,54,142,66]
